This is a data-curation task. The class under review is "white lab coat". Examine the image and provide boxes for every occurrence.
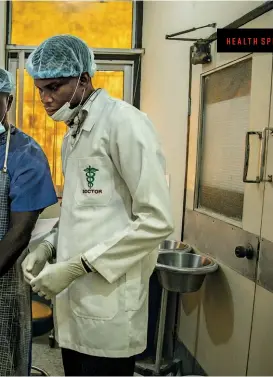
[45,90,174,358]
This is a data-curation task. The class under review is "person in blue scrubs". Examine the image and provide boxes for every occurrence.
[0,68,58,274]
[0,68,58,375]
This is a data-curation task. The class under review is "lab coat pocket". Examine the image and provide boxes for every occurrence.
[69,273,119,320]
[75,157,114,207]
[125,262,144,312]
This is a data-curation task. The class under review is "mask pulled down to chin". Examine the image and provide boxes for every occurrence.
[50,76,86,123]
[50,102,83,123]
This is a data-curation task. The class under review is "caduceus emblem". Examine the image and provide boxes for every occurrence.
[84,166,99,188]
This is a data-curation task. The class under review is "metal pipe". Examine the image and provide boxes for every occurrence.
[166,37,199,42]
[155,288,168,375]
[181,45,193,242]
[166,23,216,39]
[172,293,179,356]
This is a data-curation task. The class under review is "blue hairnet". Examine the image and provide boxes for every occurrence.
[26,34,97,79]
[0,69,15,94]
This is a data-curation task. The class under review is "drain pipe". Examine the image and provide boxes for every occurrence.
[171,44,194,358]
[180,45,193,242]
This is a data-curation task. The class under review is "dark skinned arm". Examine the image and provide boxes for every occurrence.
[0,211,40,277]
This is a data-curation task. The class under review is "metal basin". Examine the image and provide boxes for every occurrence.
[156,252,218,293]
[159,240,192,253]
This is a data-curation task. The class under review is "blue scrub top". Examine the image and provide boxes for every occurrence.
[0,126,58,212]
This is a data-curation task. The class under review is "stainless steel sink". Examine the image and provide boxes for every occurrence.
[156,252,218,293]
[159,239,192,253]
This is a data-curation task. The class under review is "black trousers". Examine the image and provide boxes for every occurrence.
[62,348,136,376]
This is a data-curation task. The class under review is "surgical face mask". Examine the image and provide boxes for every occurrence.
[51,77,86,123]
[0,123,5,135]
[0,99,9,134]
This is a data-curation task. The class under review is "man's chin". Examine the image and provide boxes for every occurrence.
[45,108,58,116]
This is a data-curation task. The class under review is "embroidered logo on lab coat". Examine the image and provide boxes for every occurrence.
[84,166,99,188]
[82,166,102,194]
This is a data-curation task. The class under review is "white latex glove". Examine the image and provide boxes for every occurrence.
[30,255,88,300]
[22,241,54,284]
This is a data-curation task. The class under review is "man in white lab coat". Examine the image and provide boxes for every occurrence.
[22,34,174,376]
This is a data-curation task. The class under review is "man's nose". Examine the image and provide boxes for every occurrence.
[40,91,53,105]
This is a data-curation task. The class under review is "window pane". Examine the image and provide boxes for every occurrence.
[93,71,124,100]
[16,69,125,195]
[11,0,133,48]
[197,59,252,221]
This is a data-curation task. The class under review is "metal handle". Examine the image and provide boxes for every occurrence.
[259,128,273,183]
[243,130,273,183]
[235,244,254,260]
[243,131,262,183]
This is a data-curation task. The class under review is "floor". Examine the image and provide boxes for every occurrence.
[32,335,143,376]
[32,335,64,376]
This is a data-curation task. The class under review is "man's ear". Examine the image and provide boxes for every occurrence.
[79,73,91,88]
[7,95,13,111]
